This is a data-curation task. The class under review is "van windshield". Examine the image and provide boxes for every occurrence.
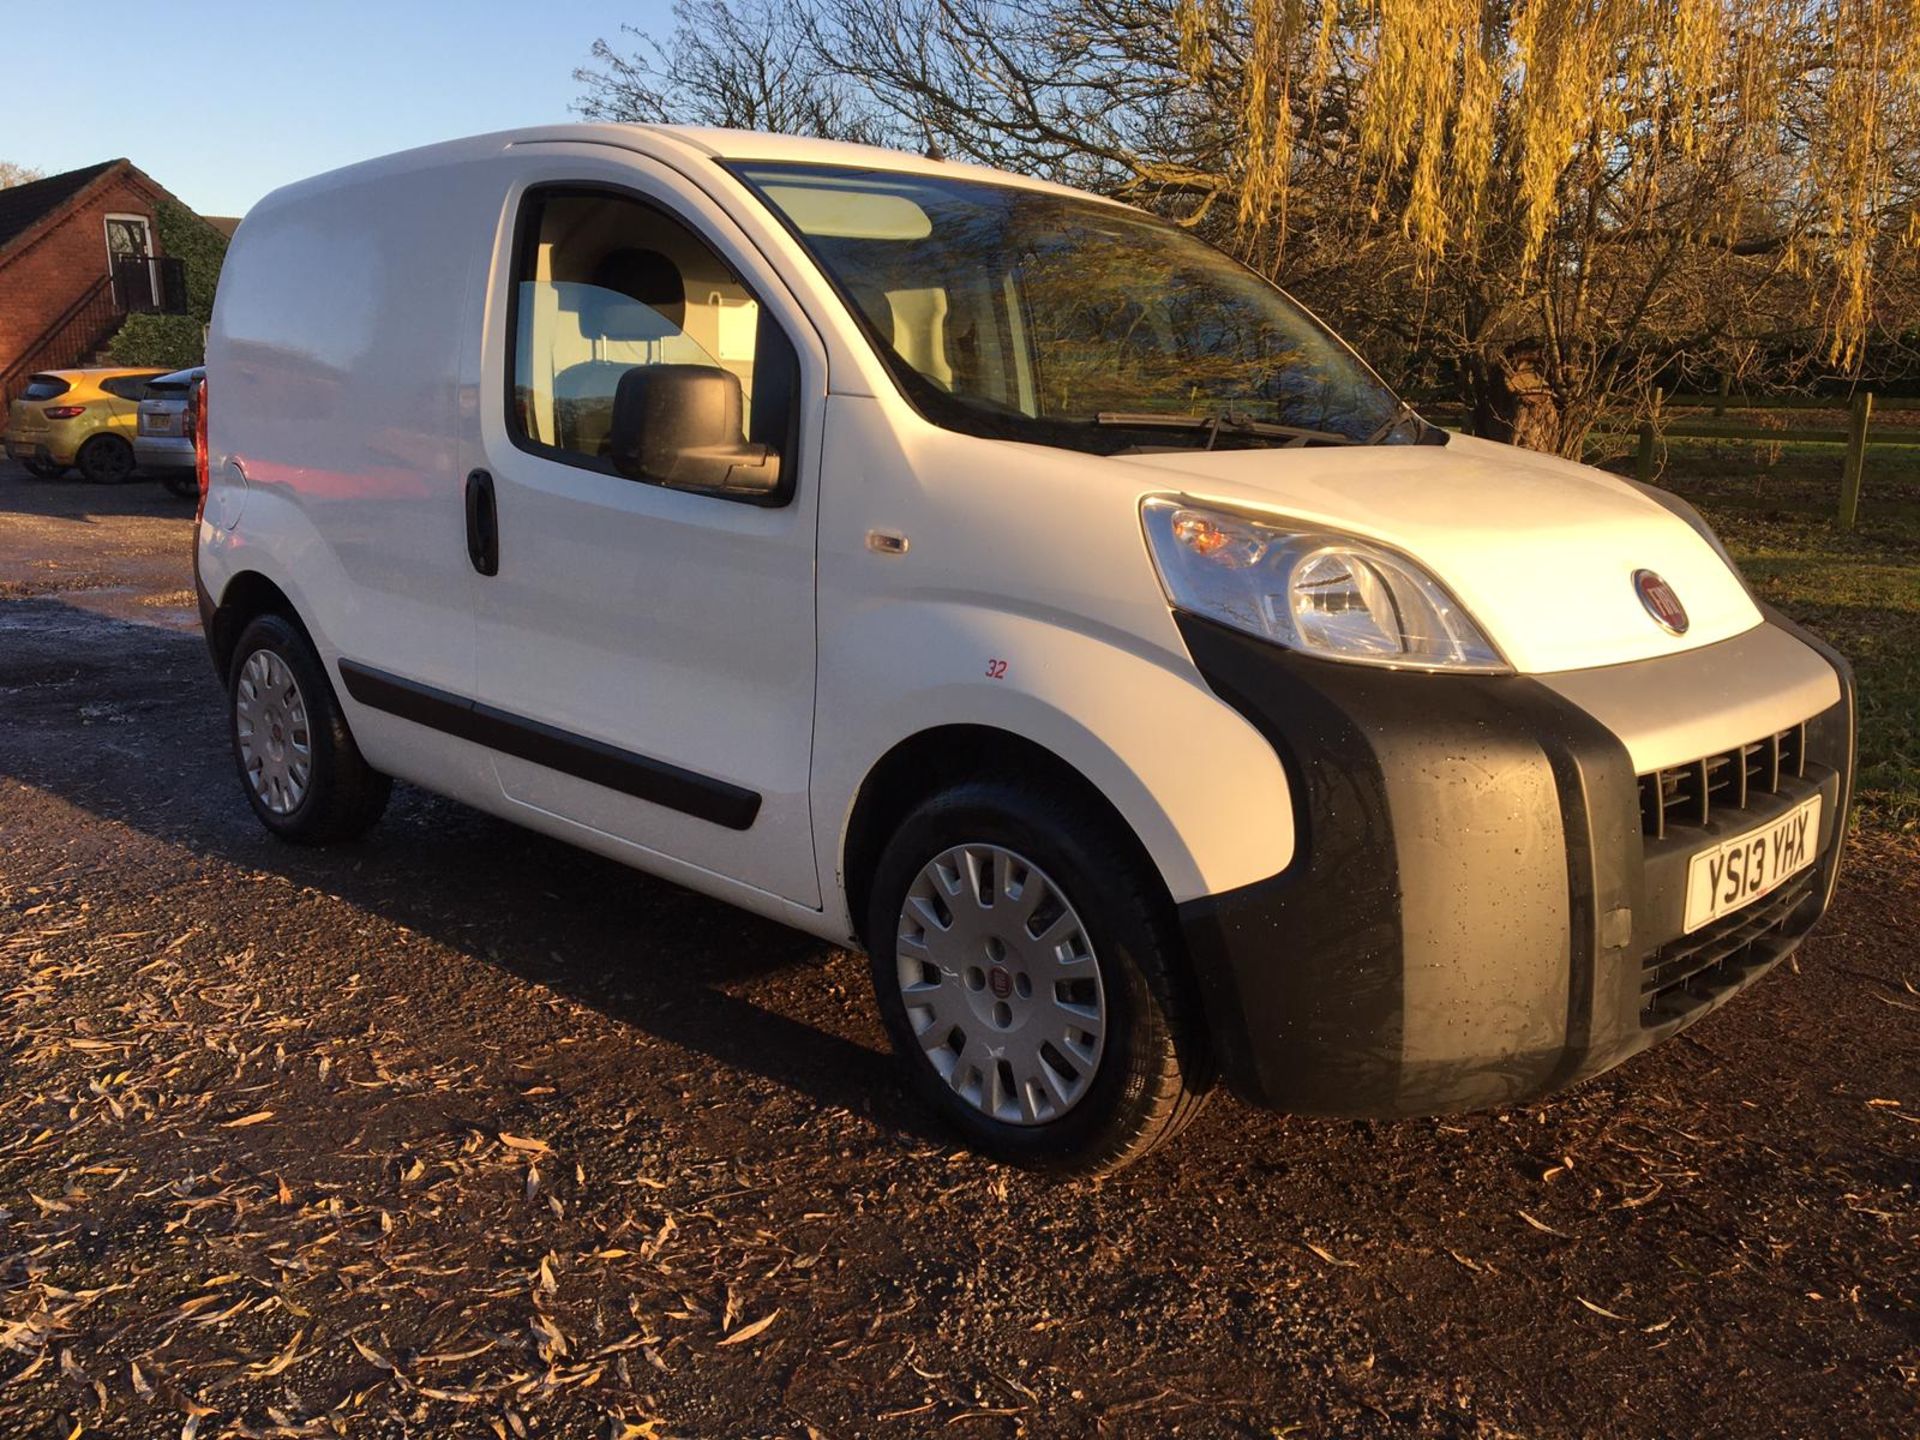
[730,162,1426,454]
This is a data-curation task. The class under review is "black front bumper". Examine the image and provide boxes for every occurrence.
[1175,609,1854,1117]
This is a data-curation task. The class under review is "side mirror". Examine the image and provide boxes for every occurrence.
[608,364,782,497]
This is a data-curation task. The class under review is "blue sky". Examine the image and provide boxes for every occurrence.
[0,1,673,217]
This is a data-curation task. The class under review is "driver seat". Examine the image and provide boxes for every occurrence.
[553,249,686,457]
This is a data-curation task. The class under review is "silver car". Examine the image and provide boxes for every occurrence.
[134,366,202,498]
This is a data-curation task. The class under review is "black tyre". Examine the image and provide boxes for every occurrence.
[76,434,135,484]
[162,472,198,499]
[22,458,66,479]
[228,613,391,844]
[867,778,1211,1174]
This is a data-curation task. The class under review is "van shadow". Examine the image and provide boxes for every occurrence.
[1,462,197,521]
[0,594,935,1145]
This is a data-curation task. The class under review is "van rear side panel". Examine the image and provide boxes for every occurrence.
[207,148,502,793]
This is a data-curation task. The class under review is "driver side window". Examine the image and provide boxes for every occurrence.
[509,188,796,498]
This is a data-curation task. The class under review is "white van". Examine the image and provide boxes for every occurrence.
[196,126,1854,1171]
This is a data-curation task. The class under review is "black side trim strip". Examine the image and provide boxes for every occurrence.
[336,659,761,831]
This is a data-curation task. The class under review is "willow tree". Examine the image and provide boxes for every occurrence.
[580,0,1920,453]
[1167,0,1920,447]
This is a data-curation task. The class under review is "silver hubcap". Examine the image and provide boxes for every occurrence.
[894,843,1106,1126]
[235,648,311,815]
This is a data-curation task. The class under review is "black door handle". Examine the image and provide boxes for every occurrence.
[464,468,498,576]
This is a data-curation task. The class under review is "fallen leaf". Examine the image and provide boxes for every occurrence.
[248,1328,306,1377]
[219,1111,275,1129]
[529,1313,569,1361]
[417,1340,496,1366]
[1518,1210,1571,1238]
[717,1309,780,1347]
[1301,1241,1357,1267]
[1577,1297,1629,1321]
[499,1134,551,1155]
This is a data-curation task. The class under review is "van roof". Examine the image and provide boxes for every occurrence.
[626,125,1094,193]
[253,124,1112,216]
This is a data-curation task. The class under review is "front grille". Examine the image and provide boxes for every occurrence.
[1637,721,1807,839]
[1640,875,1814,1026]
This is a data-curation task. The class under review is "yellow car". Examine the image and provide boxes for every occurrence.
[4,367,168,483]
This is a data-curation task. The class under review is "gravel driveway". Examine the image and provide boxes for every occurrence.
[1,462,1914,1438]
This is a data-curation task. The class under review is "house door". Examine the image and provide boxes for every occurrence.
[104,215,156,309]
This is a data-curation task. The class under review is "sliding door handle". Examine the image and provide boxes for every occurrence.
[464,468,498,576]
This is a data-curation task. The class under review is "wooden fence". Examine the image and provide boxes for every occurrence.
[1613,390,1919,531]
[1425,390,1920,531]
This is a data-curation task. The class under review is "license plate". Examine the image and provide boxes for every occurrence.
[143,414,175,435]
[1683,795,1821,932]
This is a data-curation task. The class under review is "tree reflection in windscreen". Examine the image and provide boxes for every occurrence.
[734,163,1409,452]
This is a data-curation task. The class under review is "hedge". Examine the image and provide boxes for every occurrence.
[107,198,228,371]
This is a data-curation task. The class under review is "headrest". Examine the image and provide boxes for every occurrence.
[845,281,895,344]
[580,248,685,342]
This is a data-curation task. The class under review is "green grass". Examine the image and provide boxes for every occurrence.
[1592,436,1920,831]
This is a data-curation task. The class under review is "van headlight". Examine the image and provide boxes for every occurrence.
[1142,497,1508,672]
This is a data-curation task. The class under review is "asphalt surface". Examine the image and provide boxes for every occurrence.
[0,461,1915,1439]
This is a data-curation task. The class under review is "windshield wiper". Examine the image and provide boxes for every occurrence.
[1363,399,1434,445]
[1092,411,1361,449]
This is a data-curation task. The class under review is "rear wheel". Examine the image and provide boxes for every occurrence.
[77,434,135,484]
[866,778,1211,1174]
[162,472,198,499]
[228,614,391,843]
[22,458,66,479]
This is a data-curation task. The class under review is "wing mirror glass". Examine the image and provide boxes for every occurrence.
[608,364,782,497]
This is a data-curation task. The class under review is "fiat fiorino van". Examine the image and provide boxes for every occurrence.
[196,126,1854,1172]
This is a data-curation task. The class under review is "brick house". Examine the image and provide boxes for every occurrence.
[0,159,212,404]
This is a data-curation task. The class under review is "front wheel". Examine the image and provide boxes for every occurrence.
[76,435,135,484]
[162,472,198,498]
[228,613,391,843]
[867,779,1211,1174]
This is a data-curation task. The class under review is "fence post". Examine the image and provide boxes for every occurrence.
[1839,391,1873,531]
[1714,371,1731,417]
[1636,387,1662,484]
